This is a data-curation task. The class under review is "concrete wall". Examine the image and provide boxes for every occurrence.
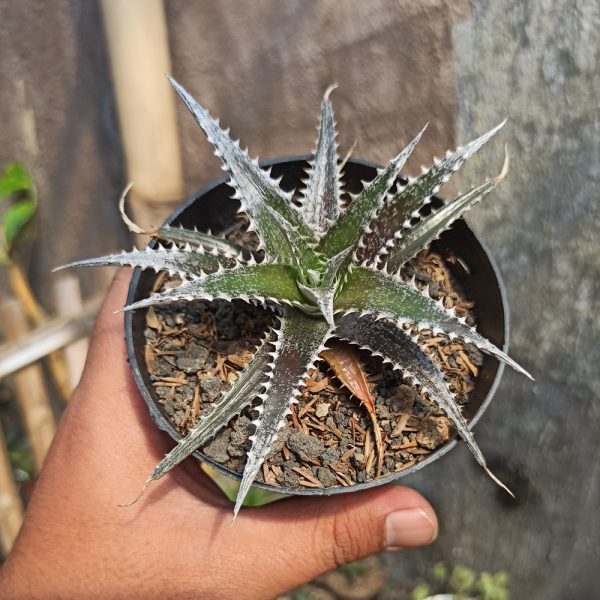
[384,2,600,598]
[0,1,598,597]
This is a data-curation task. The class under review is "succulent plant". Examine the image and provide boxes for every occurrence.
[61,78,531,518]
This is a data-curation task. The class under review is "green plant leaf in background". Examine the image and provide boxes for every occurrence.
[338,559,369,584]
[450,565,477,594]
[406,562,511,600]
[477,571,510,600]
[4,200,37,248]
[0,162,33,200]
[432,562,448,584]
[410,583,431,600]
[0,162,37,264]
[4,425,35,480]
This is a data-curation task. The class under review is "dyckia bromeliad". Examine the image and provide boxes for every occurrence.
[60,79,532,518]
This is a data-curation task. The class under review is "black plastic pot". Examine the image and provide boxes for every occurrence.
[125,157,508,496]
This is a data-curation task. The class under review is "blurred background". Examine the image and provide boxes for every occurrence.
[0,1,598,598]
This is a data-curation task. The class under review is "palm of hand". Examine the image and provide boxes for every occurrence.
[0,271,437,600]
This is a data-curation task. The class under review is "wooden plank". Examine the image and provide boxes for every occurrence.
[0,299,56,471]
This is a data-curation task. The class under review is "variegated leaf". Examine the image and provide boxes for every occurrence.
[335,266,532,379]
[317,125,426,264]
[122,263,308,311]
[334,313,513,495]
[123,330,277,505]
[297,247,352,325]
[358,121,506,264]
[54,244,238,278]
[263,205,325,271]
[234,307,332,517]
[155,224,244,258]
[118,182,245,259]
[169,77,320,267]
[299,85,342,237]
[384,153,508,272]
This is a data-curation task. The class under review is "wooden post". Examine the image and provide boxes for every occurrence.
[0,426,23,557]
[100,0,184,232]
[53,275,89,392]
[0,299,56,472]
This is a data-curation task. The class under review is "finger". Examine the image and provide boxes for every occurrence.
[69,268,138,411]
[84,268,132,367]
[229,484,437,595]
[63,269,167,458]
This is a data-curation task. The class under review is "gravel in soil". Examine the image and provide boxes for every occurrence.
[142,239,483,490]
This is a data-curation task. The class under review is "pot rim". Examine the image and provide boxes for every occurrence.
[125,155,508,496]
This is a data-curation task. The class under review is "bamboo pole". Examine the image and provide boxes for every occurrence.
[7,263,44,325]
[0,299,56,472]
[0,426,23,557]
[8,262,71,402]
[100,0,184,232]
[53,275,89,392]
[0,296,101,381]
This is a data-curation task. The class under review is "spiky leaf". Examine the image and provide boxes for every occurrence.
[334,313,513,495]
[117,182,245,259]
[297,247,352,325]
[169,77,320,267]
[317,125,427,262]
[125,331,277,505]
[384,158,507,272]
[123,262,308,311]
[359,121,506,263]
[299,86,342,236]
[234,308,331,517]
[263,205,323,272]
[335,266,531,379]
[54,244,238,278]
[155,225,244,257]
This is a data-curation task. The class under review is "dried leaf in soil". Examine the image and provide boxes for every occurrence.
[320,340,384,476]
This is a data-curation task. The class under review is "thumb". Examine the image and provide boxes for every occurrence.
[235,484,437,593]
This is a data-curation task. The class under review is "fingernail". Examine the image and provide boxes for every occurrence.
[385,508,438,550]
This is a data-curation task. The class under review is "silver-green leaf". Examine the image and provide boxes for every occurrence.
[169,77,319,267]
[299,85,342,237]
[359,121,506,264]
[317,124,427,262]
[383,153,509,272]
[334,313,513,496]
[55,244,238,278]
[122,330,277,506]
[234,308,332,518]
[335,266,532,379]
[122,262,308,311]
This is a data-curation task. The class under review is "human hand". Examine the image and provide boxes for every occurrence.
[0,270,438,600]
